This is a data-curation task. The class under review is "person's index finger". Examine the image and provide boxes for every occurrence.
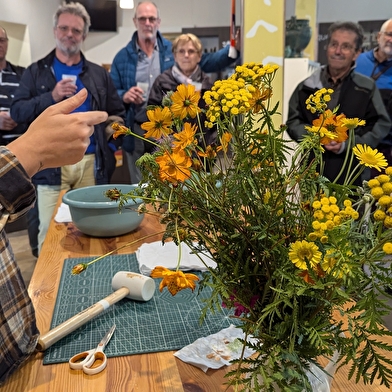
[72,110,109,126]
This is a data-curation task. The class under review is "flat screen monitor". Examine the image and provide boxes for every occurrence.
[66,0,117,32]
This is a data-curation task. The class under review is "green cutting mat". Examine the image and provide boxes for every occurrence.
[43,254,238,364]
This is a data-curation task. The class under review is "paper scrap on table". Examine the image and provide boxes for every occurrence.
[54,203,72,223]
[136,241,216,275]
[174,324,256,372]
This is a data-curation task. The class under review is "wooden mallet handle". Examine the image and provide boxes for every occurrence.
[36,286,129,351]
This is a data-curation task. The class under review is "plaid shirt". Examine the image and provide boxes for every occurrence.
[0,146,39,385]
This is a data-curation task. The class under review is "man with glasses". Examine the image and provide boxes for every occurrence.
[10,2,125,253]
[110,1,240,183]
[286,21,390,185]
[356,19,392,167]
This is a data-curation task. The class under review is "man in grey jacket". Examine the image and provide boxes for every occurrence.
[286,21,390,185]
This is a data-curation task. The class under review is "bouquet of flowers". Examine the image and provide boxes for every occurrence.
[90,63,392,390]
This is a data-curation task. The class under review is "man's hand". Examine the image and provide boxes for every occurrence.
[8,89,108,177]
[324,141,343,154]
[0,111,17,130]
[51,79,78,102]
[123,86,145,105]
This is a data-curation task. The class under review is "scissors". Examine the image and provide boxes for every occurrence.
[69,325,116,375]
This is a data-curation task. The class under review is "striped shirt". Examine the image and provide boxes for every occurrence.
[0,146,39,385]
[0,62,26,143]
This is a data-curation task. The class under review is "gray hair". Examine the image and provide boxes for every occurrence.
[327,21,364,51]
[380,18,392,32]
[53,2,91,37]
[134,1,160,18]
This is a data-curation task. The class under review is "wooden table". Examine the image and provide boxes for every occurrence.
[1,192,392,391]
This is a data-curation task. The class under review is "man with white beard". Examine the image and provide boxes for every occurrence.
[356,18,392,167]
[10,2,125,253]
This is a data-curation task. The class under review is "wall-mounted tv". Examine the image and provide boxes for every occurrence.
[66,0,118,32]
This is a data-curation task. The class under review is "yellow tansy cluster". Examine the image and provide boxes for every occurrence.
[305,87,333,114]
[203,78,253,127]
[309,196,359,242]
[367,168,392,228]
[230,62,279,85]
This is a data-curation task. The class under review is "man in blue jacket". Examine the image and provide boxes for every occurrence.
[110,1,240,183]
[356,18,392,167]
[11,2,125,253]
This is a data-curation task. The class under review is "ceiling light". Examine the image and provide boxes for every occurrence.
[119,0,134,9]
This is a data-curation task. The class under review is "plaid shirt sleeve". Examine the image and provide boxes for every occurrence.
[0,146,39,385]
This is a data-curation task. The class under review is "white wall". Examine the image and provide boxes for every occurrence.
[1,0,392,67]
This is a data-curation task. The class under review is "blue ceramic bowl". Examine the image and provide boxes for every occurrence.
[62,184,144,237]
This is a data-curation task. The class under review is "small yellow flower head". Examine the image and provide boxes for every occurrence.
[385,166,392,175]
[382,182,392,194]
[371,186,385,200]
[384,216,392,228]
[71,263,88,275]
[374,209,386,221]
[376,174,390,184]
[367,178,380,188]
[378,195,392,207]
[383,242,392,254]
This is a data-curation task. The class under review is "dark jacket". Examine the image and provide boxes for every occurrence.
[148,67,216,146]
[11,50,125,185]
[286,65,391,183]
[110,31,237,152]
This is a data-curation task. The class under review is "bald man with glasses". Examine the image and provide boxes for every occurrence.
[356,18,392,168]
[110,1,240,184]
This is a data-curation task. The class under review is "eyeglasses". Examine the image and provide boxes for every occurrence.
[57,25,83,36]
[176,49,198,56]
[136,16,158,24]
[0,38,8,44]
[327,42,355,53]
[381,31,392,38]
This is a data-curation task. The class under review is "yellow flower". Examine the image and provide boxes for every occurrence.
[383,242,392,255]
[141,106,173,139]
[353,144,388,172]
[310,110,348,145]
[289,240,322,270]
[155,149,192,183]
[172,123,198,151]
[170,84,201,120]
[340,117,366,130]
[150,266,199,296]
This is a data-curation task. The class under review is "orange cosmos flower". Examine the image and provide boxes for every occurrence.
[141,106,173,139]
[170,84,201,120]
[248,86,272,114]
[311,110,348,145]
[151,266,199,296]
[220,132,232,153]
[155,149,192,183]
[198,144,222,159]
[111,123,130,139]
[172,122,198,151]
